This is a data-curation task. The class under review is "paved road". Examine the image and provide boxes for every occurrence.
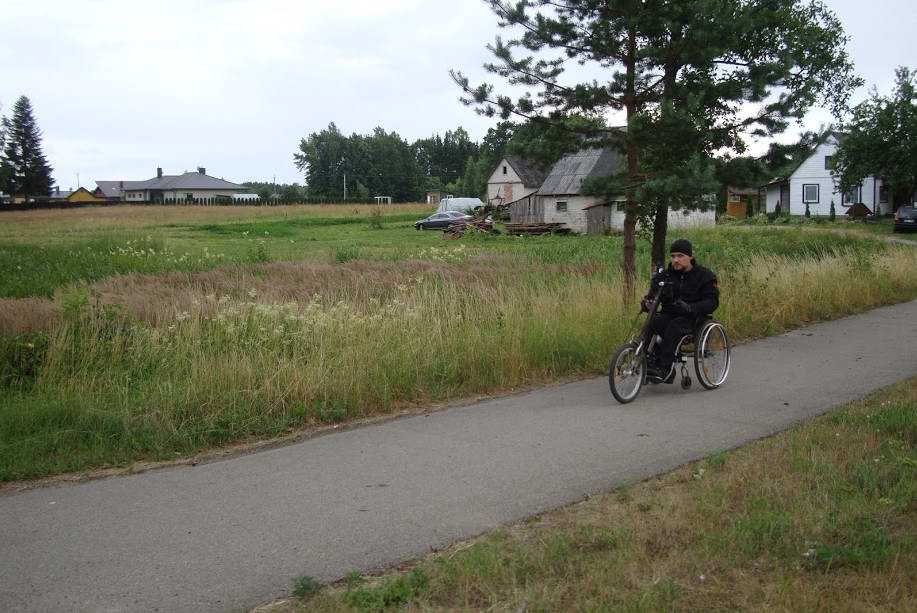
[3,301,917,613]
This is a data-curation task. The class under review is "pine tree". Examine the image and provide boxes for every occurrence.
[830,200,836,222]
[1,96,54,199]
[453,0,860,300]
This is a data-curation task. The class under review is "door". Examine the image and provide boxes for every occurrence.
[780,184,790,214]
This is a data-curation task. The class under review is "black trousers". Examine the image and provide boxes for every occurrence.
[649,313,695,370]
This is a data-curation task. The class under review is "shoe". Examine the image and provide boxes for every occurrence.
[646,362,675,384]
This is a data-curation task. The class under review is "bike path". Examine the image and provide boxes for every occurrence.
[2,300,917,613]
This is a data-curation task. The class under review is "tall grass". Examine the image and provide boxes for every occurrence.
[2,239,917,481]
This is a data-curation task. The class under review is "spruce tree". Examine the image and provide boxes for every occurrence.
[1,96,54,199]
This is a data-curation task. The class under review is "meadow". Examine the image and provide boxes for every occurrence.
[2,204,917,482]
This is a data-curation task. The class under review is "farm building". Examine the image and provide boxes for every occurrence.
[95,167,251,203]
[485,155,547,207]
[490,147,715,234]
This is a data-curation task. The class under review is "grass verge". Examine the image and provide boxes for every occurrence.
[270,377,917,612]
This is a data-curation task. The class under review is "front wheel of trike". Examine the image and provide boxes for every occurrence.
[609,342,645,404]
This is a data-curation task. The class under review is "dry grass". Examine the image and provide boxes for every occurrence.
[273,378,917,612]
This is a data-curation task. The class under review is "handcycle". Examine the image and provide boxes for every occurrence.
[608,267,731,404]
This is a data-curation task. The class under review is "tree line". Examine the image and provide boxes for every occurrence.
[290,119,604,203]
[0,96,54,200]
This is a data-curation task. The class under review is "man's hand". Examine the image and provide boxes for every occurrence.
[673,299,693,315]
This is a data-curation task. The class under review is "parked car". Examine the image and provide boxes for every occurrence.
[893,206,917,232]
[415,211,471,230]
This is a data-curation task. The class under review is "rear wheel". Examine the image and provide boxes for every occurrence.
[694,321,730,389]
[609,342,645,403]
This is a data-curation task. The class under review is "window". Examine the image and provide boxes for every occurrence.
[879,185,889,204]
[843,185,861,205]
[502,165,507,175]
[556,200,568,213]
[824,156,833,170]
[802,184,819,204]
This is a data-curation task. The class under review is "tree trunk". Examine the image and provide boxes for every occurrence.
[651,203,668,266]
[650,57,679,266]
[622,26,639,303]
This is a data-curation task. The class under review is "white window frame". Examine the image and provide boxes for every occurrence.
[802,184,819,204]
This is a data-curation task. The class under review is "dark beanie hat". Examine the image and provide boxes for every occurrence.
[670,238,693,257]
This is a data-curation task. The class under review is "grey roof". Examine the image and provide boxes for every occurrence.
[502,155,548,188]
[538,147,622,196]
[96,172,248,196]
[95,180,150,198]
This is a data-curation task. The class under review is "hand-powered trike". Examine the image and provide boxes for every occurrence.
[608,267,731,404]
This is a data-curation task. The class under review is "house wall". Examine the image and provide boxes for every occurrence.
[541,195,596,233]
[162,190,238,200]
[666,208,716,228]
[766,140,888,216]
[766,185,782,212]
[68,190,105,203]
[510,194,544,224]
[124,190,241,202]
[486,158,537,205]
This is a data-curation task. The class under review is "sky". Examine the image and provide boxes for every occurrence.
[1,0,915,191]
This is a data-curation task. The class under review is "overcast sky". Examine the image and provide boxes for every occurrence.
[1,0,914,190]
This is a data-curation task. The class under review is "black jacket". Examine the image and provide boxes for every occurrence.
[649,262,719,316]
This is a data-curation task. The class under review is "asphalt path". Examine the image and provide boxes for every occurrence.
[2,300,917,613]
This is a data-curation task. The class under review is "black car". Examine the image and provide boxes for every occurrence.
[894,206,917,232]
[414,211,471,230]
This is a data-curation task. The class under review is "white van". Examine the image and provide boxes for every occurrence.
[437,197,484,214]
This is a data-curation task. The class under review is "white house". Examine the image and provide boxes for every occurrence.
[495,147,715,234]
[763,134,893,216]
[485,155,547,206]
[95,167,251,203]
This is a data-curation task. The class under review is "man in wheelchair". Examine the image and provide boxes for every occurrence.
[640,239,720,383]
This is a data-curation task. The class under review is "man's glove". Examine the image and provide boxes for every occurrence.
[640,297,652,313]
[673,298,693,315]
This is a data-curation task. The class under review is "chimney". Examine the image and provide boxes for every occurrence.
[157,167,163,179]
[119,180,124,189]
[197,167,206,175]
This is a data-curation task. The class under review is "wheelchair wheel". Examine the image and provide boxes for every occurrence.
[694,321,730,389]
[609,342,645,404]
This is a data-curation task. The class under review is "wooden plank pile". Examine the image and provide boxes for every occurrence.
[504,223,570,236]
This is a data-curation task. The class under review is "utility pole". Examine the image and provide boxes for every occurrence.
[343,172,347,201]
[76,171,80,188]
